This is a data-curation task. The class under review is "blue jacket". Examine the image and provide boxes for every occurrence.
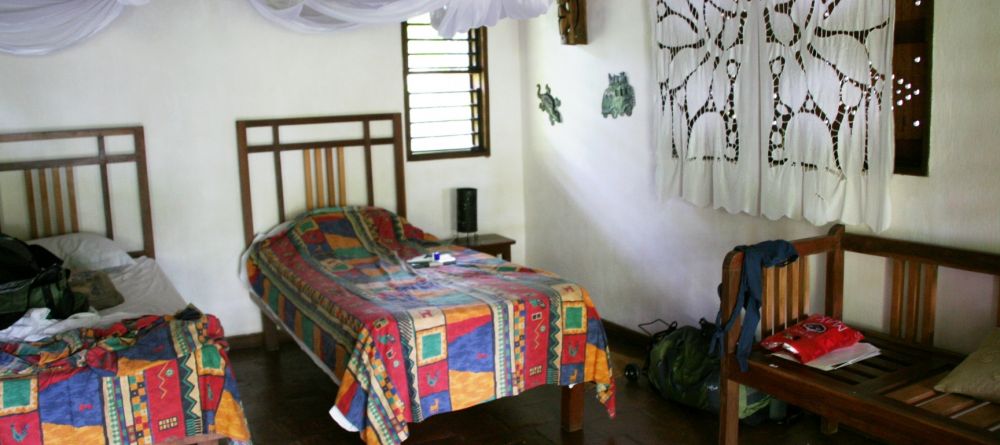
[710,240,798,372]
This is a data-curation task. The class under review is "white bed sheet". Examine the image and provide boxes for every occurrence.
[0,257,188,342]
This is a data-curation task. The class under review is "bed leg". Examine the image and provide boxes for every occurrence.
[560,384,584,432]
[719,376,739,445]
[261,312,280,352]
[821,417,839,435]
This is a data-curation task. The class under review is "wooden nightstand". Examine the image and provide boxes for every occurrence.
[450,234,515,261]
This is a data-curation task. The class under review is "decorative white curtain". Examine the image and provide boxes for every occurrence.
[654,0,895,232]
[0,0,551,56]
[248,0,552,37]
[0,0,150,56]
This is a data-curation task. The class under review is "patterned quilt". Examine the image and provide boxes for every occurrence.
[0,308,251,445]
[245,206,615,445]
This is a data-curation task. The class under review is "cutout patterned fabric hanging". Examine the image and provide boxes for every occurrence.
[654,0,895,232]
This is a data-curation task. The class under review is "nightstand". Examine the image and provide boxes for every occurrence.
[450,234,515,261]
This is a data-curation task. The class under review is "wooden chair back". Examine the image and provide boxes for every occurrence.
[732,225,1000,346]
[841,229,1000,345]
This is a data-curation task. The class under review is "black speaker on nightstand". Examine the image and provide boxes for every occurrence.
[457,188,477,237]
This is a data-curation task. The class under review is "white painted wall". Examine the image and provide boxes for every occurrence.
[1,0,996,353]
[519,0,1000,353]
[0,0,526,336]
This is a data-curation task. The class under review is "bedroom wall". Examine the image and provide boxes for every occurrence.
[0,0,527,336]
[519,0,1000,353]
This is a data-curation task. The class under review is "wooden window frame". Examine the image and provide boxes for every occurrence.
[401,21,490,162]
[893,0,933,176]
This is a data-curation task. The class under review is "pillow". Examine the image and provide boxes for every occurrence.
[934,328,1000,403]
[28,233,136,271]
[99,257,187,317]
[69,270,125,310]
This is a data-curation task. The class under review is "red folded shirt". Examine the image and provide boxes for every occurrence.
[760,314,863,364]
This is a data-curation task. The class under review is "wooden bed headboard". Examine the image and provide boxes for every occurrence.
[0,126,155,258]
[236,113,406,247]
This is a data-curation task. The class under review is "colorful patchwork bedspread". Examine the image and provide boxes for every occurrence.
[245,206,615,445]
[0,308,251,445]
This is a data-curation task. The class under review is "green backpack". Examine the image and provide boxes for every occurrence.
[0,233,87,328]
[647,319,771,420]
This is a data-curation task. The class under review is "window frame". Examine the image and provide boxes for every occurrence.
[892,0,933,176]
[401,21,490,162]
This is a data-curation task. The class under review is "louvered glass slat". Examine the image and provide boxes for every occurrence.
[406,24,468,40]
[410,120,474,138]
[407,73,471,93]
[411,134,475,152]
[408,40,470,55]
[410,106,474,123]
[409,91,477,108]
[408,54,471,71]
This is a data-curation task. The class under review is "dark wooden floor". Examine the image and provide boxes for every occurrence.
[229,330,881,445]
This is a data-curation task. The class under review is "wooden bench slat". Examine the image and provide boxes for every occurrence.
[762,267,774,336]
[886,372,949,405]
[789,260,800,323]
[906,261,920,342]
[919,393,979,417]
[777,266,788,330]
[952,402,1000,429]
[891,259,904,337]
[842,362,887,378]
[920,263,938,345]
[799,259,809,322]
[829,368,869,385]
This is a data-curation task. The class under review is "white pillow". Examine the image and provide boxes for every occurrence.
[98,257,187,317]
[28,233,136,271]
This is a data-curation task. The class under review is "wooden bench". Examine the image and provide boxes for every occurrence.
[718,225,1000,444]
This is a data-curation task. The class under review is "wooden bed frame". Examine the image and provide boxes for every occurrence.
[235,113,586,437]
[0,126,224,445]
[0,127,154,258]
[718,225,1000,444]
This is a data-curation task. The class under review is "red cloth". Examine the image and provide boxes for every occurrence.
[760,315,863,363]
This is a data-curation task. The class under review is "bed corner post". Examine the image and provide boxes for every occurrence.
[560,384,584,432]
[237,120,282,353]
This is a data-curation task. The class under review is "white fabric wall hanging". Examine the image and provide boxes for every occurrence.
[0,0,150,56]
[654,0,895,232]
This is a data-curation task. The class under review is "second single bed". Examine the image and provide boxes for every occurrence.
[237,114,615,445]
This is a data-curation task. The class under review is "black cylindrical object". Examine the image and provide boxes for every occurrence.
[456,188,478,233]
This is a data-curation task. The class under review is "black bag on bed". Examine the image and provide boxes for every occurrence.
[0,233,86,329]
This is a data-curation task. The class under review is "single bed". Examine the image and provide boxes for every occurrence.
[0,126,251,445]
[236,113,616,445]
